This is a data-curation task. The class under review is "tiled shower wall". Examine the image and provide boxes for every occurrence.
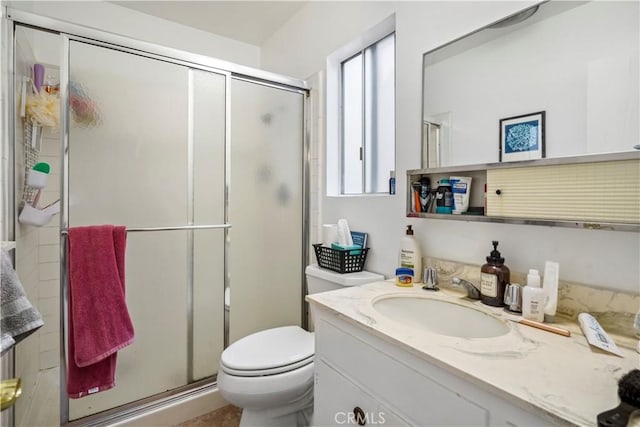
[13,31,61,422]
[14,110,60,427]
[14,133,41,424]
[35,126,60,371]
[13,30,41,424]
[307,71,324,260]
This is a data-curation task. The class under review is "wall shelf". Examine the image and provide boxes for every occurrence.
[407,151,640,232]
[407,212,640,232]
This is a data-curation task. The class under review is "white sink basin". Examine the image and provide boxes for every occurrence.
[373,296,510,339]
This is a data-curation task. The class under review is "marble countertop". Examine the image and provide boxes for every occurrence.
[306,280,640,427]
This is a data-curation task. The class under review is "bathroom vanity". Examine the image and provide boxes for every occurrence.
[307,282,638,426]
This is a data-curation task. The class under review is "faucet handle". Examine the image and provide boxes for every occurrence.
[422,267,439,291]
[451,277,465,287]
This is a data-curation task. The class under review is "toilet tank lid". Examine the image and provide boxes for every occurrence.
[306,264,384,286]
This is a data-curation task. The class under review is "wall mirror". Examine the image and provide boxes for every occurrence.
[421,1,639,168]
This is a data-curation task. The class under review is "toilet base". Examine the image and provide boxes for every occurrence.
[220,365,314,427]
[239,404,312,427]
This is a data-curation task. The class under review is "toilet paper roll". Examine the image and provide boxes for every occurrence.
[322,224,338,246]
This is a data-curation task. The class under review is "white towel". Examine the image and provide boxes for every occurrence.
[1,248,44,355]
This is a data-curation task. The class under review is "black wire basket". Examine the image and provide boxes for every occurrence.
[312,244,369,274]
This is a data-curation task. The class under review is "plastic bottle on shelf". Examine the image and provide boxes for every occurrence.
[435,179,453,214]
[522,269,546,322]
[389,171,396,195]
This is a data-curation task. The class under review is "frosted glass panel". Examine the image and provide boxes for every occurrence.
[68,232,188,419]
[193,70,226,225]
[342,54,363,194]
[67,42,226,418]
[193,230,225,380]
[364,33,395,193]
[229,80,304,343]
[68,41,188,227]
[192,70,226,379]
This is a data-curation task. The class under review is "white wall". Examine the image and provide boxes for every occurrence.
[261,1,640,294]
[4,0,260,68]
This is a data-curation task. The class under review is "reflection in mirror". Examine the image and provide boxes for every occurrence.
[422,112,450,168]
[422,1,639,168]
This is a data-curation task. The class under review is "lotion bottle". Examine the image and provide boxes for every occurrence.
[522,269,546,322]
[400,225,422,282]
[480,241,510,307]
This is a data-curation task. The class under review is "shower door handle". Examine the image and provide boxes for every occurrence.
[0,378,22,411]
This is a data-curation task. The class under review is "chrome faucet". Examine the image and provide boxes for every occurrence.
[452,277,481,300]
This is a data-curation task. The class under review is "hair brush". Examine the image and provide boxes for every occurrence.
[597,369,640,427]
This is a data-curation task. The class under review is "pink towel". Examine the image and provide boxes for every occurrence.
[67,225,134,399]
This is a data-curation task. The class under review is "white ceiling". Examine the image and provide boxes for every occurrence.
[112,1,307,46]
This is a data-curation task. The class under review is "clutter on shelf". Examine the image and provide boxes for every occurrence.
[18,64,61,227]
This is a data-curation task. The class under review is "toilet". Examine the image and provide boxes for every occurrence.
[217,264,384,427]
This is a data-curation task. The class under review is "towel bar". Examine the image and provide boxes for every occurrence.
[60,224,231,235]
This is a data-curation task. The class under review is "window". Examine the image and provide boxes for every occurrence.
[327,16,396,195]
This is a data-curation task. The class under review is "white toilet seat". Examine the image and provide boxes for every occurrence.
[221,354,314,377]
[220,326,314,377]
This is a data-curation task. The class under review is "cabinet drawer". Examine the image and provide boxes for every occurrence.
[316,320,488,426]
[486,159,640,223]
[315,361,409,426]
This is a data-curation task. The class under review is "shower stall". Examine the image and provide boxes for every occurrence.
[2,10,309,426]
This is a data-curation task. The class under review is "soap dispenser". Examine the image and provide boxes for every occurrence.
[480,241,510,307]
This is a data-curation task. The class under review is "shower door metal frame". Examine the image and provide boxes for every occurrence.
[5,9,308,92]
[63,32,236,427]
[0,8,16,427]
[5,9,310,427]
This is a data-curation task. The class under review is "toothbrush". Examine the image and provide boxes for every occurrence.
[32,190,42,208]
[634,311,640,354]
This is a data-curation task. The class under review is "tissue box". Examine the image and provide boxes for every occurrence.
[331,243,362,255]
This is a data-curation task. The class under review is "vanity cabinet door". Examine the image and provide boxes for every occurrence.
[315,320,489,426]
[314,361,409,426]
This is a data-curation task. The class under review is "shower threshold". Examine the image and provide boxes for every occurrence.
[64,377,222,427]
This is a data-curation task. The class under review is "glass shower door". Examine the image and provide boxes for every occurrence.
[67,40,226,420]
[229,79,305,343]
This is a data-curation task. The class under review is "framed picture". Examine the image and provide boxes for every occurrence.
[499,111,545,162]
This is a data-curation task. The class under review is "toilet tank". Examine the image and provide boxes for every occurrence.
[305,264,384,294]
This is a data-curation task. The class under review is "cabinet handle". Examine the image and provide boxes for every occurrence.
[495,189,502,195]
[353,406,366,426]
